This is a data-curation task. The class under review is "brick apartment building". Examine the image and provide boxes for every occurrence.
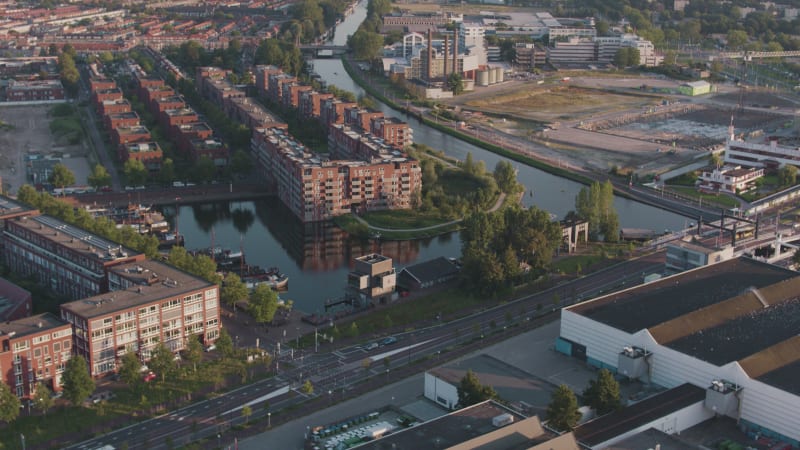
[282,83,312,109]
[60,260,220,377]
[190,138,229,165]
[252,127,421,222]
[320,98,358,128]
[151,95,186,115]
[5,79,65,102]
[2,214,144,300]
[371,117,413,148]
[89,77,116,93]
[225,97,285,130]
[298,91,333,119]
[267,73,297,105]
[141,85,175,105]
[254,65,282,97]
[98,98,131,116]
[174,122,213,155]
[104,111,140,131]
[121,141,163,172]
[92,87,123,105]
[161,107,199,132]
[111,125,151,149]
[344,107,384,134]
[0,313,73,398]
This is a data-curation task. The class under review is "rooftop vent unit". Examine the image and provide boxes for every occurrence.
[705,379,742,418]
[618,345,652,380]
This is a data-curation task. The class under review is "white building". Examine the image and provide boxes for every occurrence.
[725,133,800,169]
[697,165,764,194]
[558,257,800,446]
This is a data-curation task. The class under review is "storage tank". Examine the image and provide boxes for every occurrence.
[477,70,489,86]
[488,68,497,84]
[495,67,504,83]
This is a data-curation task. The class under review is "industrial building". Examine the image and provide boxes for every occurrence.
[557,257,800,446]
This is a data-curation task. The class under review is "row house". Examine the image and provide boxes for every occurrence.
[0,277,32,322]
[135,75,165,99]
[151,95,186,115]
[121,141,163,172]
[174,122,213,155]
[266,73,297,105]
[191,138,229,166]
[254,65,281,97]
[112,125,151,149]
[226,97,286,130]
[344,107,384,134]
[60,259,219,377]
[298,91,333,120]
[141,85,175,105]
[370,117,413,148]
[2,214,144,300]
[92,87,123,105]
[0,313,72,398]
[320,98,358,128]
[104,111,140,131]
[98,98,131,116]
[161,107,198,133]
[281,83,312,110]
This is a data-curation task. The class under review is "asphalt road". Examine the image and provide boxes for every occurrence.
[66,252,665,450]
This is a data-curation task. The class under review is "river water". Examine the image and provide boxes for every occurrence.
[168,1,688,313]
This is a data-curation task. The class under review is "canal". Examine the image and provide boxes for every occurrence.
[168,1,689,313]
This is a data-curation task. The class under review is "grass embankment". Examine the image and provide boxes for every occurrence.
[49,103,84,145]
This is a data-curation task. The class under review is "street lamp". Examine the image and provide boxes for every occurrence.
[268,412,271,428]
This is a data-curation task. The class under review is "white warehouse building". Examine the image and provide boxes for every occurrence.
[557,257,800,447]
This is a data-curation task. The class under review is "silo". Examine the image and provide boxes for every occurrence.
[488,68,497,84]
[494,67,504,83]
[477,70,489,86]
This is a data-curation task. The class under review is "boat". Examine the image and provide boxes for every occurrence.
[241,266,289,291]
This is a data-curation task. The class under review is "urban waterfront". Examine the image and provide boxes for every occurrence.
[165,0,690,314]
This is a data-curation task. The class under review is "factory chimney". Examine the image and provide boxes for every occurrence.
[453,29,458,78]
[443,34,449,80]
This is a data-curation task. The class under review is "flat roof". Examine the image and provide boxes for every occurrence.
[13,215,140,263]
[61,260,213,319]
[574,383,705,447]
[604,427,696,450]
[0,195,31,217]
[0,312,69,338]
[757,359,800,397]
[354,401,527,449]
[567,258,796,333]
[666,297,800,365]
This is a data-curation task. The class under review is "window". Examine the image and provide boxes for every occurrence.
[34,348,41,358]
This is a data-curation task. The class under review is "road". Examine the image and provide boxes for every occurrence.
[78,64,122,192]
[67,251,665,450]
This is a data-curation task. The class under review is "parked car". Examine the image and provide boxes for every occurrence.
[143,371,157,382]
[205,344,216,352]
[380,336,398,346]
[364,342,379,351]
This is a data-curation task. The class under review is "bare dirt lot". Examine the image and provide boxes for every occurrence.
[0,104,90,194]
[441,77,799,175]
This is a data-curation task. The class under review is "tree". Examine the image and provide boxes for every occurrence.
[242,404,252,424]
[546,384,581,431]
[710,152,723,169]
[87,164,112,189]
[159,158,175,184]
[0,382,20,423]
[185,338,203,372]
[457,370,497,408]
[50,163,76,191]
[32,382,54,415]
[221,273,248,308]
[349,29,384,60]
[301,379,314,395]
[192,156,216,183]
[123,158,148,186]
[62,355,95,406]
[447,72,464,95]
[148,343,175,383]
[249,283,280,325]
[583,369,621,415]
[119,351,142,386]
[494,160,521,195]
[216,328,234,358]
[778,165,797,187]
[575,181,619,242]
[727,29,749,50]
[229,150,253,177]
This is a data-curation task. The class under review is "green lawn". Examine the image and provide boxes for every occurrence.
[360,210,454,229]
[668,186,741,208]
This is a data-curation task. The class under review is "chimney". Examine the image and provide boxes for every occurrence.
[453,30,458,77]
[443,34,449,79]
[427,29,433,81]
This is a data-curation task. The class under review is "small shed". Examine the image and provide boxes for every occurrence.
[398,257,460,290]
[678,80,711,96]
